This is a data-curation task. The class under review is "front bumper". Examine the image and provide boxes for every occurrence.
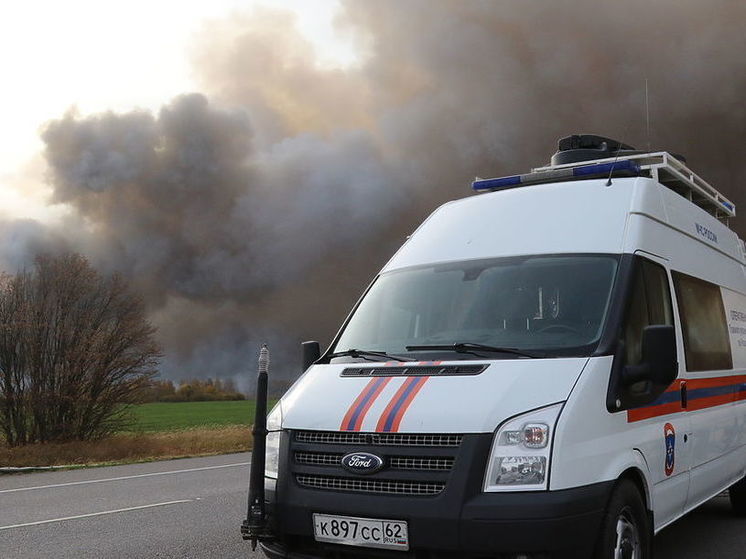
[258,431,612,558]
[260,482,610,559]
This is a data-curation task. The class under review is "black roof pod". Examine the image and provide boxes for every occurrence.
[551,134,686,166]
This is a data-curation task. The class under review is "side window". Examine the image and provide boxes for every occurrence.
[672,271,732,371]
[624,259,673,365]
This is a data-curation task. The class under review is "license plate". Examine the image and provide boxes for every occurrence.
[313,513,409,551]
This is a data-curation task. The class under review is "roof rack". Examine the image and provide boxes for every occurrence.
[532,152,735,220]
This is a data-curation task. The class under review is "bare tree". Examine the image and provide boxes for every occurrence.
[0,253,160,445]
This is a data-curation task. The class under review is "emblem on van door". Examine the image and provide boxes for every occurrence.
[664,423,676,476]
[341,452,384,475]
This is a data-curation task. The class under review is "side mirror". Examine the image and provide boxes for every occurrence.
[301,340,321,372]
[622,325,677,386]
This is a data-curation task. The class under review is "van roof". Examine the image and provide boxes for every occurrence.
[473,152,736,222]
[384,174,745,275]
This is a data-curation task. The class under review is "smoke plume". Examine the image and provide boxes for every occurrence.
[5,1,746,391]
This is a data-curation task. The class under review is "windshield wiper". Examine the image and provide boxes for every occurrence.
[405,342,541,359]
[326,349,414,362]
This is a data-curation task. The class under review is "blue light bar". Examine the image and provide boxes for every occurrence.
[472,158,642,192]
[471,175,521,191]
[722,200,734,211]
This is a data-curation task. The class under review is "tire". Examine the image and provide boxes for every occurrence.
[729,476,746,516]
[594,479,651,559]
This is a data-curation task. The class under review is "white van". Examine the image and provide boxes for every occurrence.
[254,135,746,559]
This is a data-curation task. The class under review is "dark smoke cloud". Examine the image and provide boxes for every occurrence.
[37,90,404,389]
[7,0,746,390]
[338,0,746,203]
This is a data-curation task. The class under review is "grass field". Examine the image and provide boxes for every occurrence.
[1,400,278,468]
[126,400,278,432]
[1,426,253,468]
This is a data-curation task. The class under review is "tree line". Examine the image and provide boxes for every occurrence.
[138,378,245,402]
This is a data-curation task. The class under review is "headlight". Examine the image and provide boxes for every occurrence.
[483,403,563,492]
[264,403,282,479]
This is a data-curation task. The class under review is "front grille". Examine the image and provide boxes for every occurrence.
[296,431,463,447]
[295,451,341,466]
[389,456,454,471]
[296,474,445,496]
[295,451,455,472]
[292,431,461,496]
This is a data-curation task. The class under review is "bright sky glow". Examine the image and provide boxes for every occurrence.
[0,0,356,221]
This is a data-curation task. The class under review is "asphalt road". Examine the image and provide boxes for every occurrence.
[1,453,744,558]
[0,453,256,559]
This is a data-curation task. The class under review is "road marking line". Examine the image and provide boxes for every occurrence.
[0,499,193,530]
[0,462,250,494]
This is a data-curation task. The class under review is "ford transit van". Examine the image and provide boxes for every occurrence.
[246,135,746,558]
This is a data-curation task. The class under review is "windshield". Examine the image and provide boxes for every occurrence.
[332,255,619,359]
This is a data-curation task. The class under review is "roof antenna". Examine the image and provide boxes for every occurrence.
[605,137,625,187]
[645,78,651,153]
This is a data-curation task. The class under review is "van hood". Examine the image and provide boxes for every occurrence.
[280,358,588,434]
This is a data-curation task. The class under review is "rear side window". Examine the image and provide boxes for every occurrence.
[672,272,732,371]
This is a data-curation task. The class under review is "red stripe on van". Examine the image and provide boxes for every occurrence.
[388,376,429,433]
[627,401,682,422]
[340,378,390,431]
[375,378,416,432]
[626,375,746,422]
[687,393,737,412]
[351,378,391,431]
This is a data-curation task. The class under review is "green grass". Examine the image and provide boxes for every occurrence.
[126,400,277,432]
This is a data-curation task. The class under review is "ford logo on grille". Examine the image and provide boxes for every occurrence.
[341,452,384,475]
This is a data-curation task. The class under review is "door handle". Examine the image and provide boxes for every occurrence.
[680,381,687,409]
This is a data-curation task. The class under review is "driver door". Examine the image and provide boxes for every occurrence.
[624,254,692,529]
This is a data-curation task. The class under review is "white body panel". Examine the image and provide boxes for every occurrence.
[282,359,587,433]
[383,178,633,272]
[551,356,693,529]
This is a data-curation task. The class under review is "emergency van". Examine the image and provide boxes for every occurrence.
[246,135,746,558]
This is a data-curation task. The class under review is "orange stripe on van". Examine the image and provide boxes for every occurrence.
[340,377,391,431]
[375,377,429,433]
[627,375,746,422]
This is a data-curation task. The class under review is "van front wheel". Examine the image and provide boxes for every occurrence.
[729,476,746,515]
[594,479,650,559]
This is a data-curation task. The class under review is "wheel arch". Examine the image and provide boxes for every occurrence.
[618,466,652,513]
[615,460,655,537]
[596,469,654,559]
